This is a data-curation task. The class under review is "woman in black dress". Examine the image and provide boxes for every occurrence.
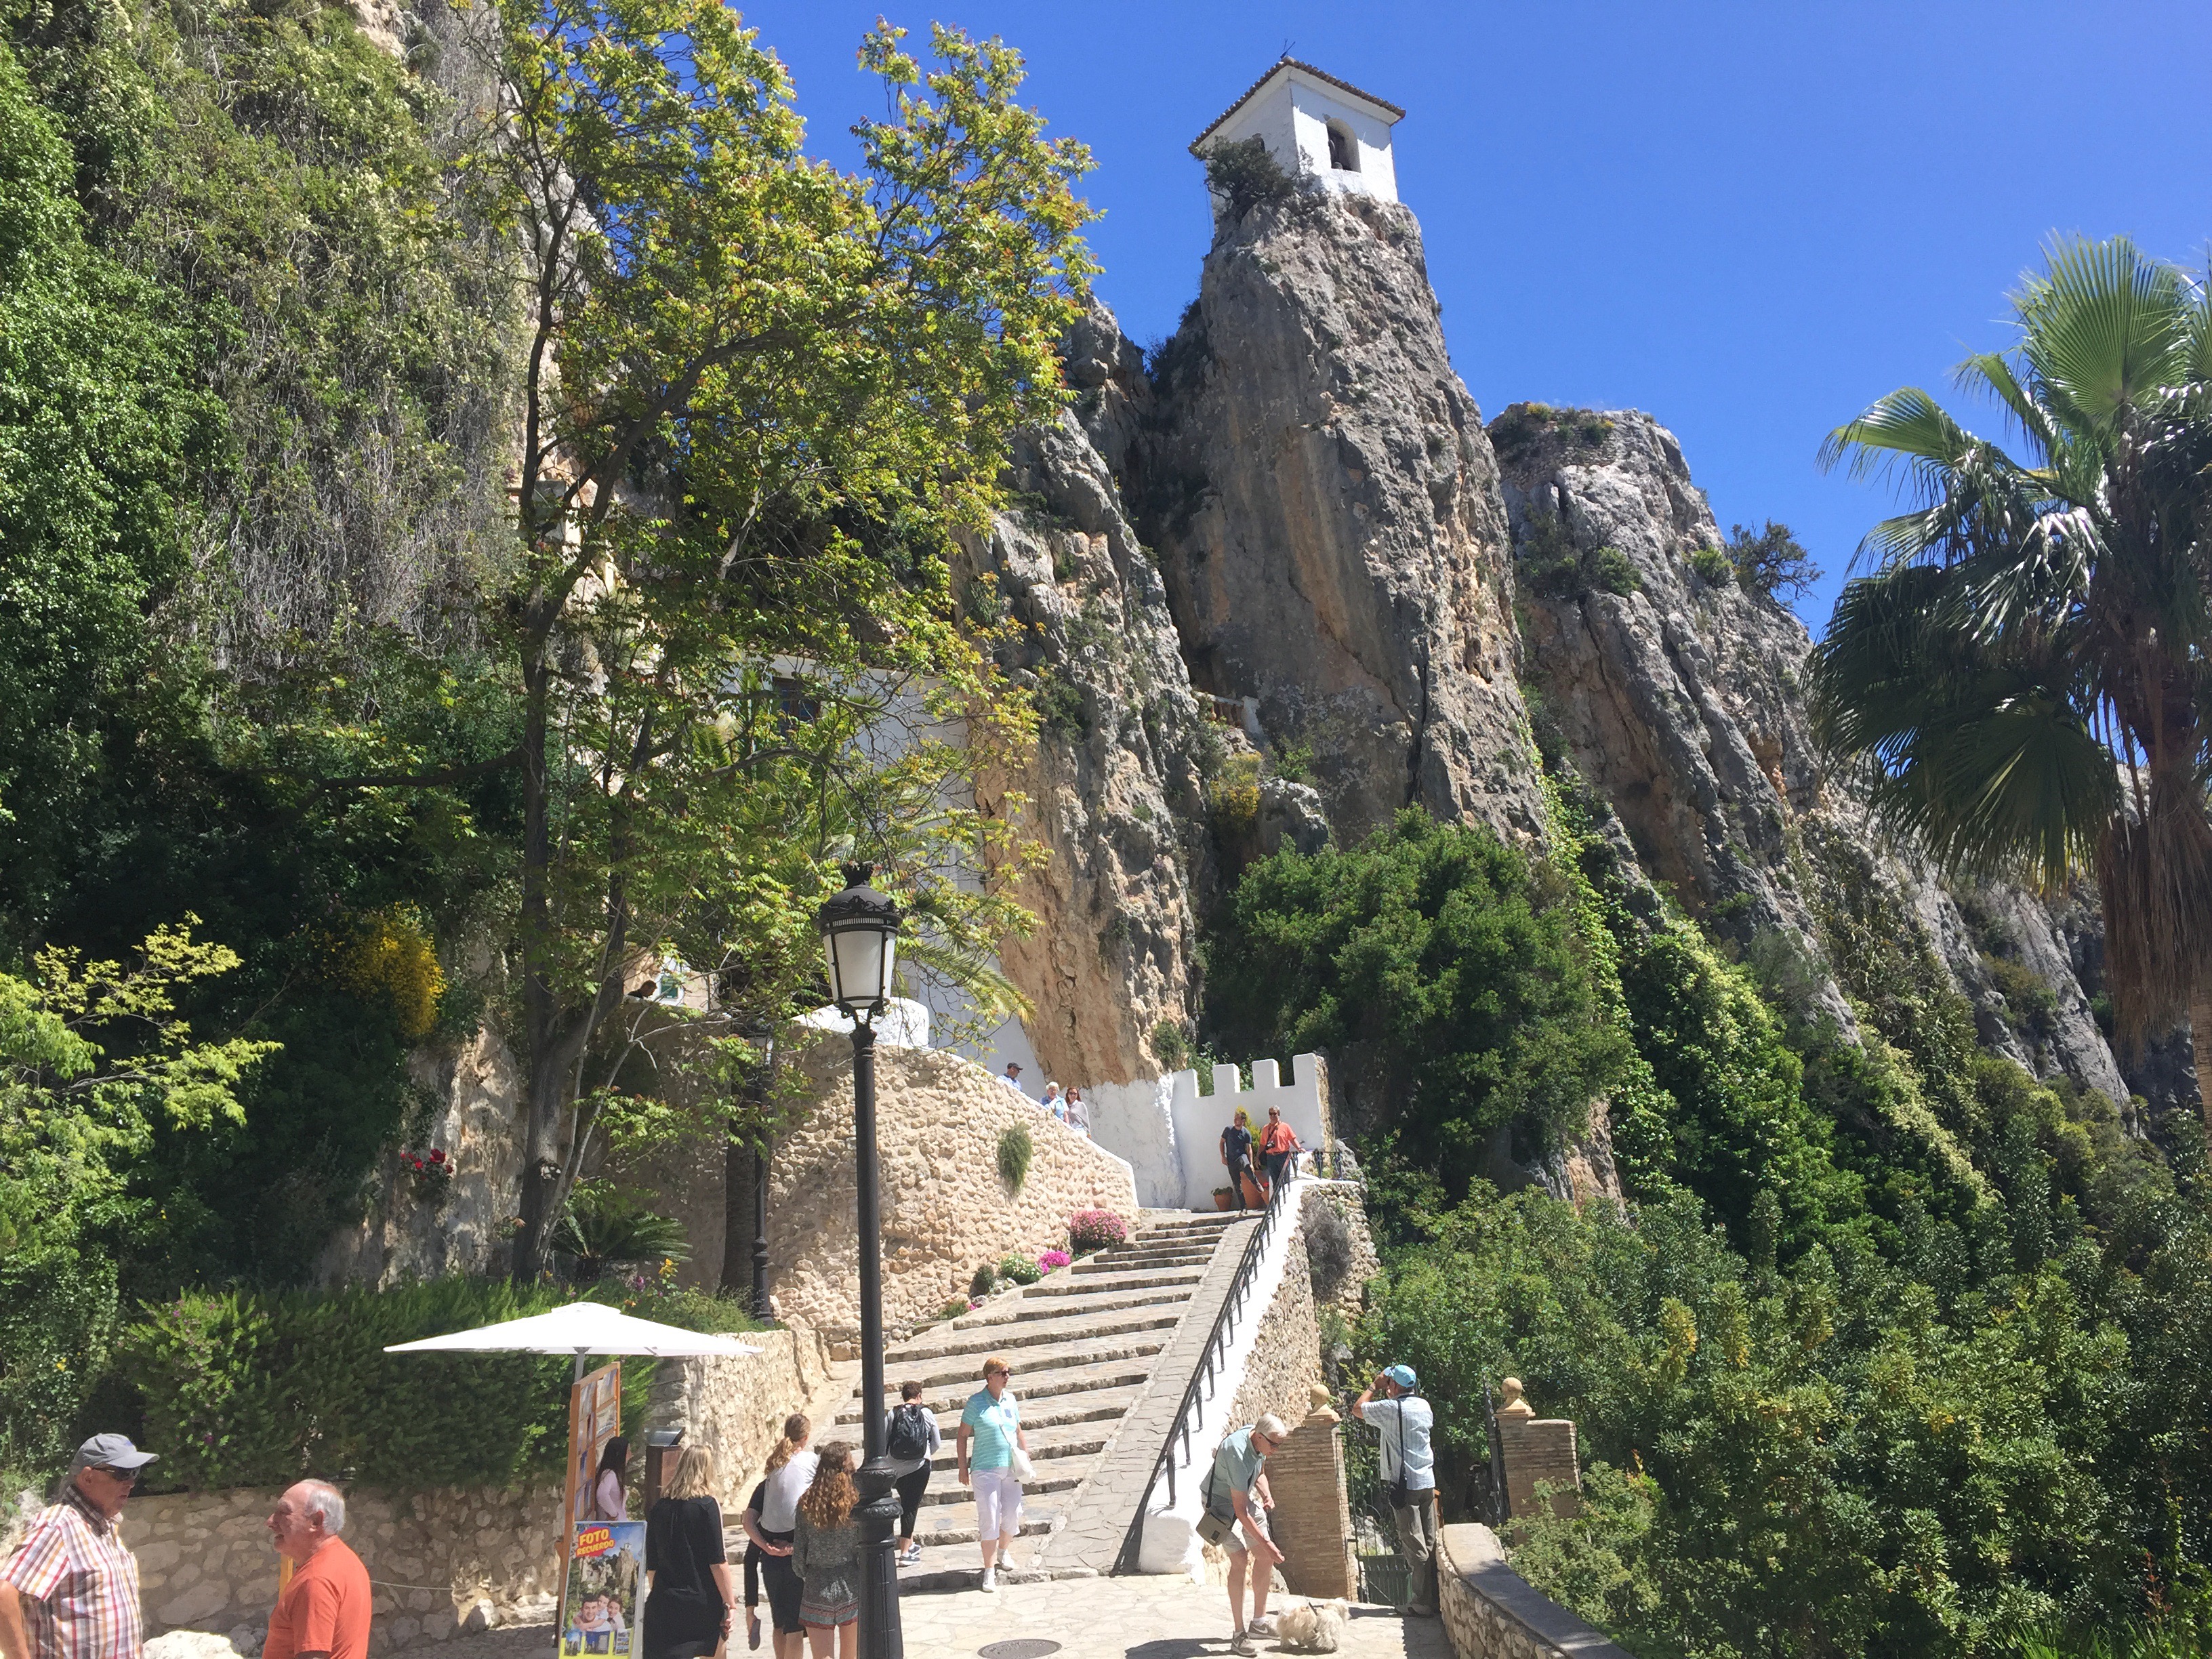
[643,1446,734,1659]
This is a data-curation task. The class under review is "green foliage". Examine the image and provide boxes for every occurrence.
[1271,739,1316,785]
[1985,953,2060,1042]
[1688,544,1734,587]
[112,1278,661,1491]
[1488,403,1614,468]
[968,1263,996,1300]
[557,1183,691,1281]
[1809,236,2212,1042]
[1202,136,1296,220]
[1208,810,1631,1189]
[1723,520,1821,599]
[994,1254,1040,1286]
[1519,512,1640,601]
[1151,1020,1193,1073]
[1360,1181,2198,1657]
[996,1122,1033,1191]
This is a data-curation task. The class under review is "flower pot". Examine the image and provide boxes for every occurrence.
[1213,1189,1235,1211]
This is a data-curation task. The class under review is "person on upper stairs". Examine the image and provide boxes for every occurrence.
[1220,1109,1257,1209]
[998,1062,1027,1097]
[1354,1364,1437,1618]
[1064,1086,1090,1138]
[1042,1082,1065,1122]
[1257,1105,1304,1191]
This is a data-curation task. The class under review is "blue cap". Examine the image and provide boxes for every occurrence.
[1384,1364,1417,1390]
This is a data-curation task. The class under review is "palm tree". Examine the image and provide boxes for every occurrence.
[1807,236,2212,1099]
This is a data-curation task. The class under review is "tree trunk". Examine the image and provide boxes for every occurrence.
[514,653,558,1284]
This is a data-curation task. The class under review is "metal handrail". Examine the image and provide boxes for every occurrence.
[1111,1164,1298,1573]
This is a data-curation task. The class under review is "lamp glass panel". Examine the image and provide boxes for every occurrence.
[829,925,889,1008]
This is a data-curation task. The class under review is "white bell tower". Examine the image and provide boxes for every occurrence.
[1191,58,1404,209]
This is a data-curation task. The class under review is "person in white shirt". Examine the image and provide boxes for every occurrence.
[1353,1364,1437,1618]
[753,1416,819,1658]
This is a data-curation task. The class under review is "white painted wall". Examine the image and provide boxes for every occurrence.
[1084,1076,1185,1208]
[1166,1054,1327,1210]
[1203,64,1399,209]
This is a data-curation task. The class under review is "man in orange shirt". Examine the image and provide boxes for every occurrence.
[264,1483,370,1659]
[1257,1105,1305,1194]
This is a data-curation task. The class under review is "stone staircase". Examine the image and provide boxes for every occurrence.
[824,1210,1248,1591]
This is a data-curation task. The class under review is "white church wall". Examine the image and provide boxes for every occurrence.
[1168,1053,1328,1210]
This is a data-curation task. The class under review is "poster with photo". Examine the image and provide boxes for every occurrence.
[558,1520,644,1659]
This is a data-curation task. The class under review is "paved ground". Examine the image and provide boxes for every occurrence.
[441,1580,1446,1659]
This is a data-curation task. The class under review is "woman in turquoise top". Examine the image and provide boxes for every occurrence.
[954,1357,1029,1593]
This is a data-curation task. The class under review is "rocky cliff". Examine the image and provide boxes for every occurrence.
[1493,403,2144,1114]
[957,307,1218,1084]
[1134,191,1546,849]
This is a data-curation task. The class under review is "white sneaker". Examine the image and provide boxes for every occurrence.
[1229,1634,1258,1657]
[1246,1614,1275,1635]
[978,1568,997,1593]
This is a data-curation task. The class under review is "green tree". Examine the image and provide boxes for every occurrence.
[1208,810,1631,1193]
[1809,236,2212,1061]
[275,7,1095,1279]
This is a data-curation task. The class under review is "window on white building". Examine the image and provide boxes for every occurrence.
[1326,122,1359,173]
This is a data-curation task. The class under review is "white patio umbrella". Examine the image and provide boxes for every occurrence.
[385,1298,762,1378]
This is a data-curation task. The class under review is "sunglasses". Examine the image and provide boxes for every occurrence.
[92,1467,140,1486]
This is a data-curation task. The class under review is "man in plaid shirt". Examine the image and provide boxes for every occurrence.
[0,1434,159,1659]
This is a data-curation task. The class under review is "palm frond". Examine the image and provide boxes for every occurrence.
[2013,234,2193,439]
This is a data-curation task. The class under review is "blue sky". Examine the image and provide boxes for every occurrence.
[741,1,2212,632]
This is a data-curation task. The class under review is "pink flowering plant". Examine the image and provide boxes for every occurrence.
[1067,1210,1126,1254]
[1037,1249,1071,1273]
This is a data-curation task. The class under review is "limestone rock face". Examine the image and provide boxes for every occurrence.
[1136,192,1545,848]
[1496,405,2137,1111]
[960,338,1216,1084]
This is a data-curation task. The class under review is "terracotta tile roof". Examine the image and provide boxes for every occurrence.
[1189,57,1405,154]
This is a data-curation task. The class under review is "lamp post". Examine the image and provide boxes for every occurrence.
[817,863,904,1659]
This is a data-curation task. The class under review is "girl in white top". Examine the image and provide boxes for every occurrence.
[753,1415,817,1659]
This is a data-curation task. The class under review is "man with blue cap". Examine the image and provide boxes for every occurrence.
[1354,1364,1436,1617]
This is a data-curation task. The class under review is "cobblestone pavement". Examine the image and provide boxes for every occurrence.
[435,1581,1447,1659]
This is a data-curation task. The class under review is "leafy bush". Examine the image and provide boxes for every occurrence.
[1984,954,2060,1042]
[110,1279,663,1492]
[558,1184,691,1281]
[996,1123,1033,1191]
[996,1255,1041,1286]
[1151,1022,1193,1072]
[969,1263,997,1300]
[1202,136,1296,219]
[1068,1210,1128,1254]
[1518,512,1641,601]
[1305,1200,1355,1303]
[1689,544,1734,587]
[1725,519,1822,600]
[938,1298,970,1321]
[1272,740,1316,784]
[1208,811,1632,1190]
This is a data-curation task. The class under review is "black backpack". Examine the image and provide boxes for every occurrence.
[887,1404,930,1462]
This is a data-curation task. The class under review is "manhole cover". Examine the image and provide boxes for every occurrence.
[978,1643,1061,1659]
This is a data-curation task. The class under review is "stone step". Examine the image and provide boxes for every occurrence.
[838,1361,1153,1420]
[840,1385,1141,1436]
[868,1331,1168,1393]
[956,1283,1195,1324]
[894,1305,1181,1364]
[1071,1248,1215,1273]
[914,1468,1083,1507]
[1017,1265,1206,1299]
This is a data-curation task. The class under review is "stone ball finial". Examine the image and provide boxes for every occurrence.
[1498,1376,1534,1418]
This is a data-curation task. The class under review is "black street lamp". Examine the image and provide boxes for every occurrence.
[816,863,904,1659]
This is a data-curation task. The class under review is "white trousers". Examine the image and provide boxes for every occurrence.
[973,1467,1025,1541]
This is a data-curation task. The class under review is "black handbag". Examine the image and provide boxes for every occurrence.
[1385,1396,1414,1509]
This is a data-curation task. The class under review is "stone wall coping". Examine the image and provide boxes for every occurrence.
[1439,1523,1634,1659]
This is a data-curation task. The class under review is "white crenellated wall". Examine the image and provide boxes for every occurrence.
[1173,1054,1328,1210]
[1082,1053,1327,1211]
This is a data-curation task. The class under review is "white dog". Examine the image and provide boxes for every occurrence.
[1272,1598,1349,1654]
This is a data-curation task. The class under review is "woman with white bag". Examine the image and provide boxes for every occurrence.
[954,1357,1031,1593]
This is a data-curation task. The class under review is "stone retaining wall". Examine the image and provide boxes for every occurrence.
[767,1042,1139,1343]
[1437,1522,1633,1659]
[1227,1192,1324,1431]
[647,1325,836,1507]
[129,1483,562,1652]
[127,1327,834,1652]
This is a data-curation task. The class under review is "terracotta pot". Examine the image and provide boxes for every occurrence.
[1213,1189,1235,1211]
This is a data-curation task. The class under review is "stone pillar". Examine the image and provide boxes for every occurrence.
[1494,1376,1580,1519]
[1265,1386,1359,1599]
